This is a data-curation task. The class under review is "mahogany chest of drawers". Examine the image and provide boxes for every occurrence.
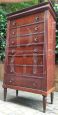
[3,2,56,112]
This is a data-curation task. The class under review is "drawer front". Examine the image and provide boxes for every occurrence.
[9,34,44,47]
[5,75,42,90]
[6,65,43,76]
[10,12,44,29]
[16,23,44,35]
[15,77,42,90]
[8,48,43,68]
[7,52,43,77]
[8,45,43,55]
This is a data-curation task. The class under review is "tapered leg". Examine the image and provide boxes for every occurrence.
[4,88,7,101]
[43,95,47,113]
[16,90,18,97]
[51,92,54,104]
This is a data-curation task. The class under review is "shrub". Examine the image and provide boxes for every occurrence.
[0,9,6,61]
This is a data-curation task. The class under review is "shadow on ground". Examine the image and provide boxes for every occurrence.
[8,96,43,111]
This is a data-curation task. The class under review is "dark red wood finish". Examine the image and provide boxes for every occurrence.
[3,2,56,112]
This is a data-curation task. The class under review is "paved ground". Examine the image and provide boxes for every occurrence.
[0,81,58,115]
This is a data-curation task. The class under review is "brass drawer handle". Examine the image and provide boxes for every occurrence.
[10,70,14,73]
[11,41,15,44]
[9,80,12,83]
[11,50,15,54]
[34,27,38,31]
[34,48,38,52]
[34,37,38,42]
[12,21,16,26]
[35,16,39,22]
[12,31,15,35]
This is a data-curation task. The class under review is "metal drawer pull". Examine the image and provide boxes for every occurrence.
[10,69,13,73]
[11,50,15,54]
[34,37,38,42]
[12,31,15,35]
[9,80,12,83]
[35,16,39,21]
[11,41,15,44]
[12,21,16,26]
[35,27,38,31]
[34,48,38,52]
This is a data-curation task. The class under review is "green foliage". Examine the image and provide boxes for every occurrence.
[54,4,58,53]
[0,2,34,13]
[54,4,58,13]
[0,9,6,61]
[54,4,58,63]
[0,0,41,14]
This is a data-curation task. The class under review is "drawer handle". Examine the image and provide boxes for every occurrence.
[12,21,16,26]
[34,48,38,52]
[35,27,38,31]
[12,31,15,35]
[9,80,12,83]
[11,41,15,44]
[11,50,15,54]
[34,37,38,42]
[35,16,39,21]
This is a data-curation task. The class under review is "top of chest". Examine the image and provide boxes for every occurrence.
[7,2,56,21]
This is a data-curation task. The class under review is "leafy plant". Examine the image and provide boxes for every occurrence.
[54,4,58,13]
[0,9,6,61]
[54,4,58,53]
[54,4,58,63]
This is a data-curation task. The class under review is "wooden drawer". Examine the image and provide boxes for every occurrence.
[8,54,43,66]
[6,63,43,77]
[9,34,44,47]
[5,75,42,90]
[14,55,43,65]
[17,23,44,35]
[19,34,44,45]
[16,45,43,54]
[10,12,44,29]
[15,77,42,90]
[8,45,44,58]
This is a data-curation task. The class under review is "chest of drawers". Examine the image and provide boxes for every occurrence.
[3,2,56,112]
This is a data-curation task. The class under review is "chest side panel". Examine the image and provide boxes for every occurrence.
[47,11,56,90]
